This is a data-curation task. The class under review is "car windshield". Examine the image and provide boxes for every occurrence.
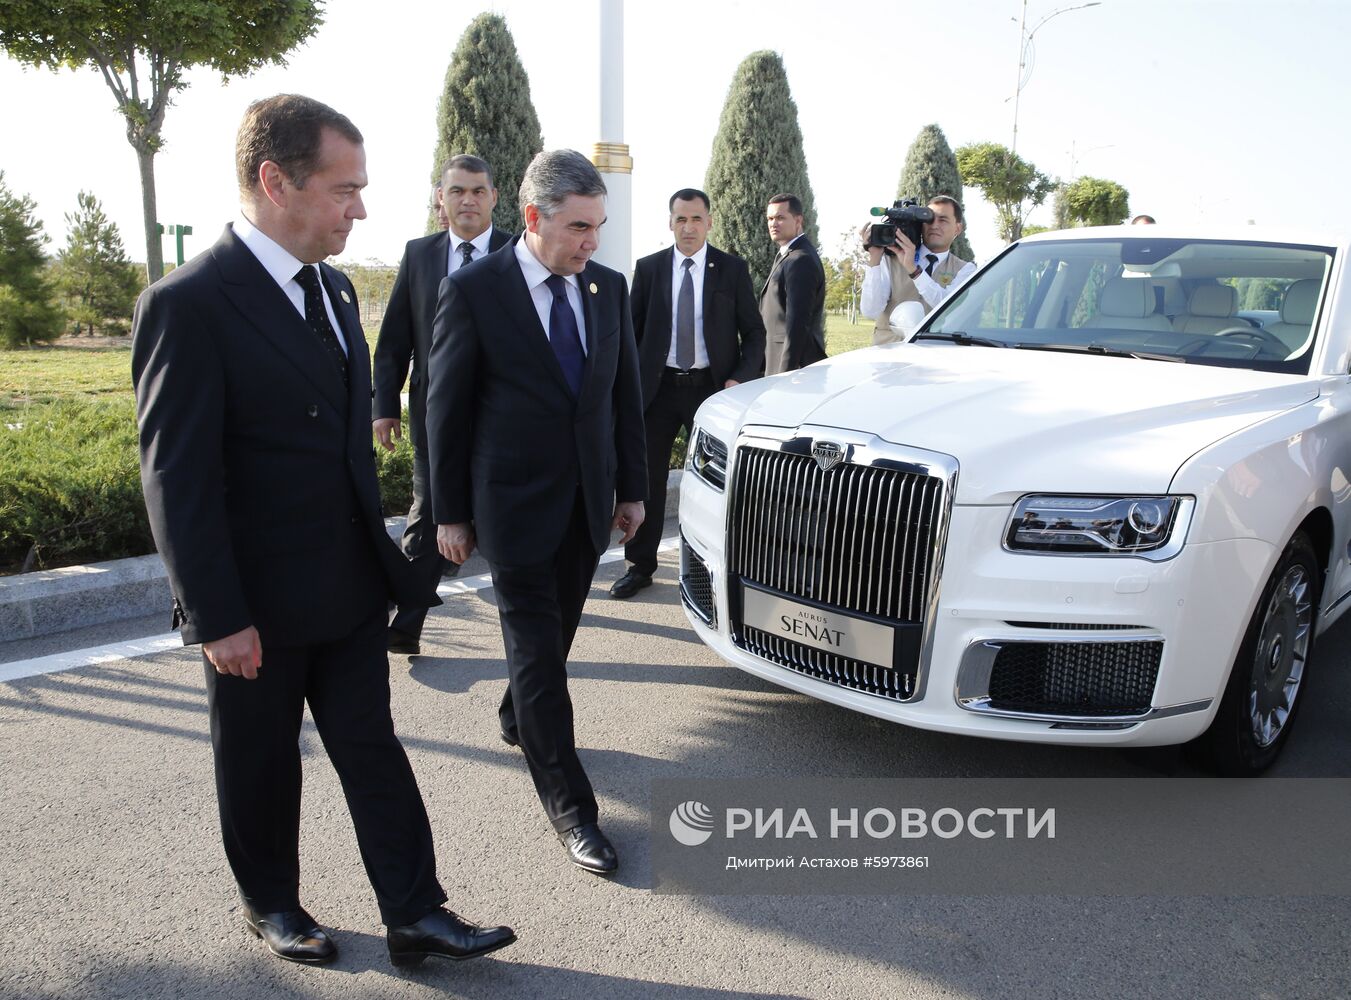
[924,237,1334,374]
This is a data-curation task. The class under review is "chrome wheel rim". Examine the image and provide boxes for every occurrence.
[1247,564,1312,748]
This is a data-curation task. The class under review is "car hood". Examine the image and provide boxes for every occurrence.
[705,344,1318,503]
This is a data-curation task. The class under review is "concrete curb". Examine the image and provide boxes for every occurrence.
[0,470,684,642]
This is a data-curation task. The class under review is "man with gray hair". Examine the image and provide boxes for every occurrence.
[426,149,647,875]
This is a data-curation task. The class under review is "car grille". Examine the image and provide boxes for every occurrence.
[680,535,716,626]
[727,444,946,701]
[987,641,1163,716]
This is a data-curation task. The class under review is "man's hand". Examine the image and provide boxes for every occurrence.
[204,626,263,680]
[894,231,918,276]
[859,223,887,267]
[724,379,740,389]
[373,417,402,452]
[612,501,645,545]
[437,522,476,564]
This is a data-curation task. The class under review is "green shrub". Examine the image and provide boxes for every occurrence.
[375,419,415,516]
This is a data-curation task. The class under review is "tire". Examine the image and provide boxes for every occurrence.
[1200,531,1320,776]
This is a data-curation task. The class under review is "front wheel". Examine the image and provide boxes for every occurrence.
[1200,532,1320,776]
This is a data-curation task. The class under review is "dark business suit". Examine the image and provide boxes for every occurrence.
[426,237,646,832]
[626,244,764,575]
[373,226,510,638]
[759,235,826,375]
[132,225,445,926]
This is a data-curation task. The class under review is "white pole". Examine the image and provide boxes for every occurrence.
[591,0,632,275]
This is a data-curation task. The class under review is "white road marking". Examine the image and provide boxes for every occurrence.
[1,534,682,683]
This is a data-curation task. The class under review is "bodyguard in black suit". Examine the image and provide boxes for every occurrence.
[373,154,510,655]
[131,95,514,968]
[427,150,646,876]
[761,192,827,375]
[610,188,765,599]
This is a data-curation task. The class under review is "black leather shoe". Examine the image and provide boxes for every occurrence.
[500,729,520,748]
[387,629,420,656]
[442,561,462,580]
[244,907,337,965]
[387,907,516,966]
[610,569,653,599]
[559,822,619,874]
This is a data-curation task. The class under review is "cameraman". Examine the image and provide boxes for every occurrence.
[859,195,975,345]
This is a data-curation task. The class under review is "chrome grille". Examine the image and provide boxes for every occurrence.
[729,446,944,623]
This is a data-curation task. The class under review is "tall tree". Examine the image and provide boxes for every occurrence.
[705,50,818,288]
[0,172,62,348]
[954,142,1055,243]
[1060,176,1131,228]
[430,13,542,235]
[0,2,323,285]
[897,124,974,262]
[56,191,141,336]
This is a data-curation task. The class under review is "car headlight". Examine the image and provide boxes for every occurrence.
[1004,494,1193,559]
[687,427,728,491]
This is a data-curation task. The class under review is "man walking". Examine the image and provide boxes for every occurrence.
[373,155,510,656]
[427,149,646,875]
[610,187,764,600]
[132,94,514,968]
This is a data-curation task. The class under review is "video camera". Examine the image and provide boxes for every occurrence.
[865,198,934,251]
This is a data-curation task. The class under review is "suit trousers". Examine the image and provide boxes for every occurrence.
[625,368,717,576]
[390,408,452,639]
[493,490,601,833]
[203,607,447,927]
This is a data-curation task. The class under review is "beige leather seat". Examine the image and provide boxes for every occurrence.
[1265,279,1319,353]
[1083,277,1174,331]
[1153,278,1187,319]
[1172,284,1241,335]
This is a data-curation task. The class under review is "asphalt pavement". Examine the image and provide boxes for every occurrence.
[1,512,1348,1000]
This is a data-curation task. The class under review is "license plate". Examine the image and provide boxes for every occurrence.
[741,584,896,670]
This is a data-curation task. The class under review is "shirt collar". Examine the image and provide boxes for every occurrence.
[920,244,950,263]
[515,235,574,293]
[675,242,709,270]
[234,214,310,290]
[452,225,495,256]
[779,233,805,256]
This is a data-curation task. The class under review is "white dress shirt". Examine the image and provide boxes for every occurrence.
[445,225,497,276]
[665,243,709,369]
[234,215,347,355]
[859,244,976,323]
[514,237,587,355]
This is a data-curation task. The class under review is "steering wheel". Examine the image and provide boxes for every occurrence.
[1214,325,1289,355]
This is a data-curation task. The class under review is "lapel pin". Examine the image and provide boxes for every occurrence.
[340,290,351,304]
[708,261,715,267]
[589,282,599,294]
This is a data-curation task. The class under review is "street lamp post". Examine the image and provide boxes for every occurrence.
[1011,0,1101,155]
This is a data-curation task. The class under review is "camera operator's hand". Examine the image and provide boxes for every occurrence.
[894,230,919,278]
[859,223,889,267]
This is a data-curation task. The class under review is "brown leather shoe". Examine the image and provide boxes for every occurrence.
[244,907,337,965]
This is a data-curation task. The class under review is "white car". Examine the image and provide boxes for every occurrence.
[678,226,1348,774]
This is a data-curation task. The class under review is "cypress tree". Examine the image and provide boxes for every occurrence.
[429,13,543,235]
[0,171,62,347]
[897,124,974,262]
[705,51,818,288]
[57,191,141,336]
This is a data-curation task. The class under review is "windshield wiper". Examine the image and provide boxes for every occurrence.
[913,332,1007,348]
[1012,342,1185,363]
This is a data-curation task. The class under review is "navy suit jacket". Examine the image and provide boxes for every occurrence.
[760,236,827,375]
[425,237,647,566]
[630,244,765,408]
[132,225,435,646]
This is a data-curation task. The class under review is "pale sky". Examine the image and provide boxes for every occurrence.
[2,0,1346,270]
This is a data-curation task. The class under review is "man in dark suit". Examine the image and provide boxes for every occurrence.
[760,192,826,375]
[131,94,514,968]
[427,149,646,876]
[373,154,510,656]
[610,187,765,600]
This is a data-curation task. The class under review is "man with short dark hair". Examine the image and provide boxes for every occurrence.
[132,93,514,969]
[860,194,975,344]
[610,187,764,599]
[760,193,826,374]
[427,149,646,876]
[373,154,510,655]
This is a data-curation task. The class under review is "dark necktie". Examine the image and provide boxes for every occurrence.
[545,273,584,396]
[293,265,348,385]
[675,257,696,371]
[924,253,939,277]
[458,241,474,269]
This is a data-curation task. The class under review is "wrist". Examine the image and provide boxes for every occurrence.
[909,265,922,279]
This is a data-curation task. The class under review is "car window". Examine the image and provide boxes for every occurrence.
[927,238,1335,374]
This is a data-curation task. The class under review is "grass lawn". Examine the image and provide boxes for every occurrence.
[1,340,135,412]
[826,313,874,356]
